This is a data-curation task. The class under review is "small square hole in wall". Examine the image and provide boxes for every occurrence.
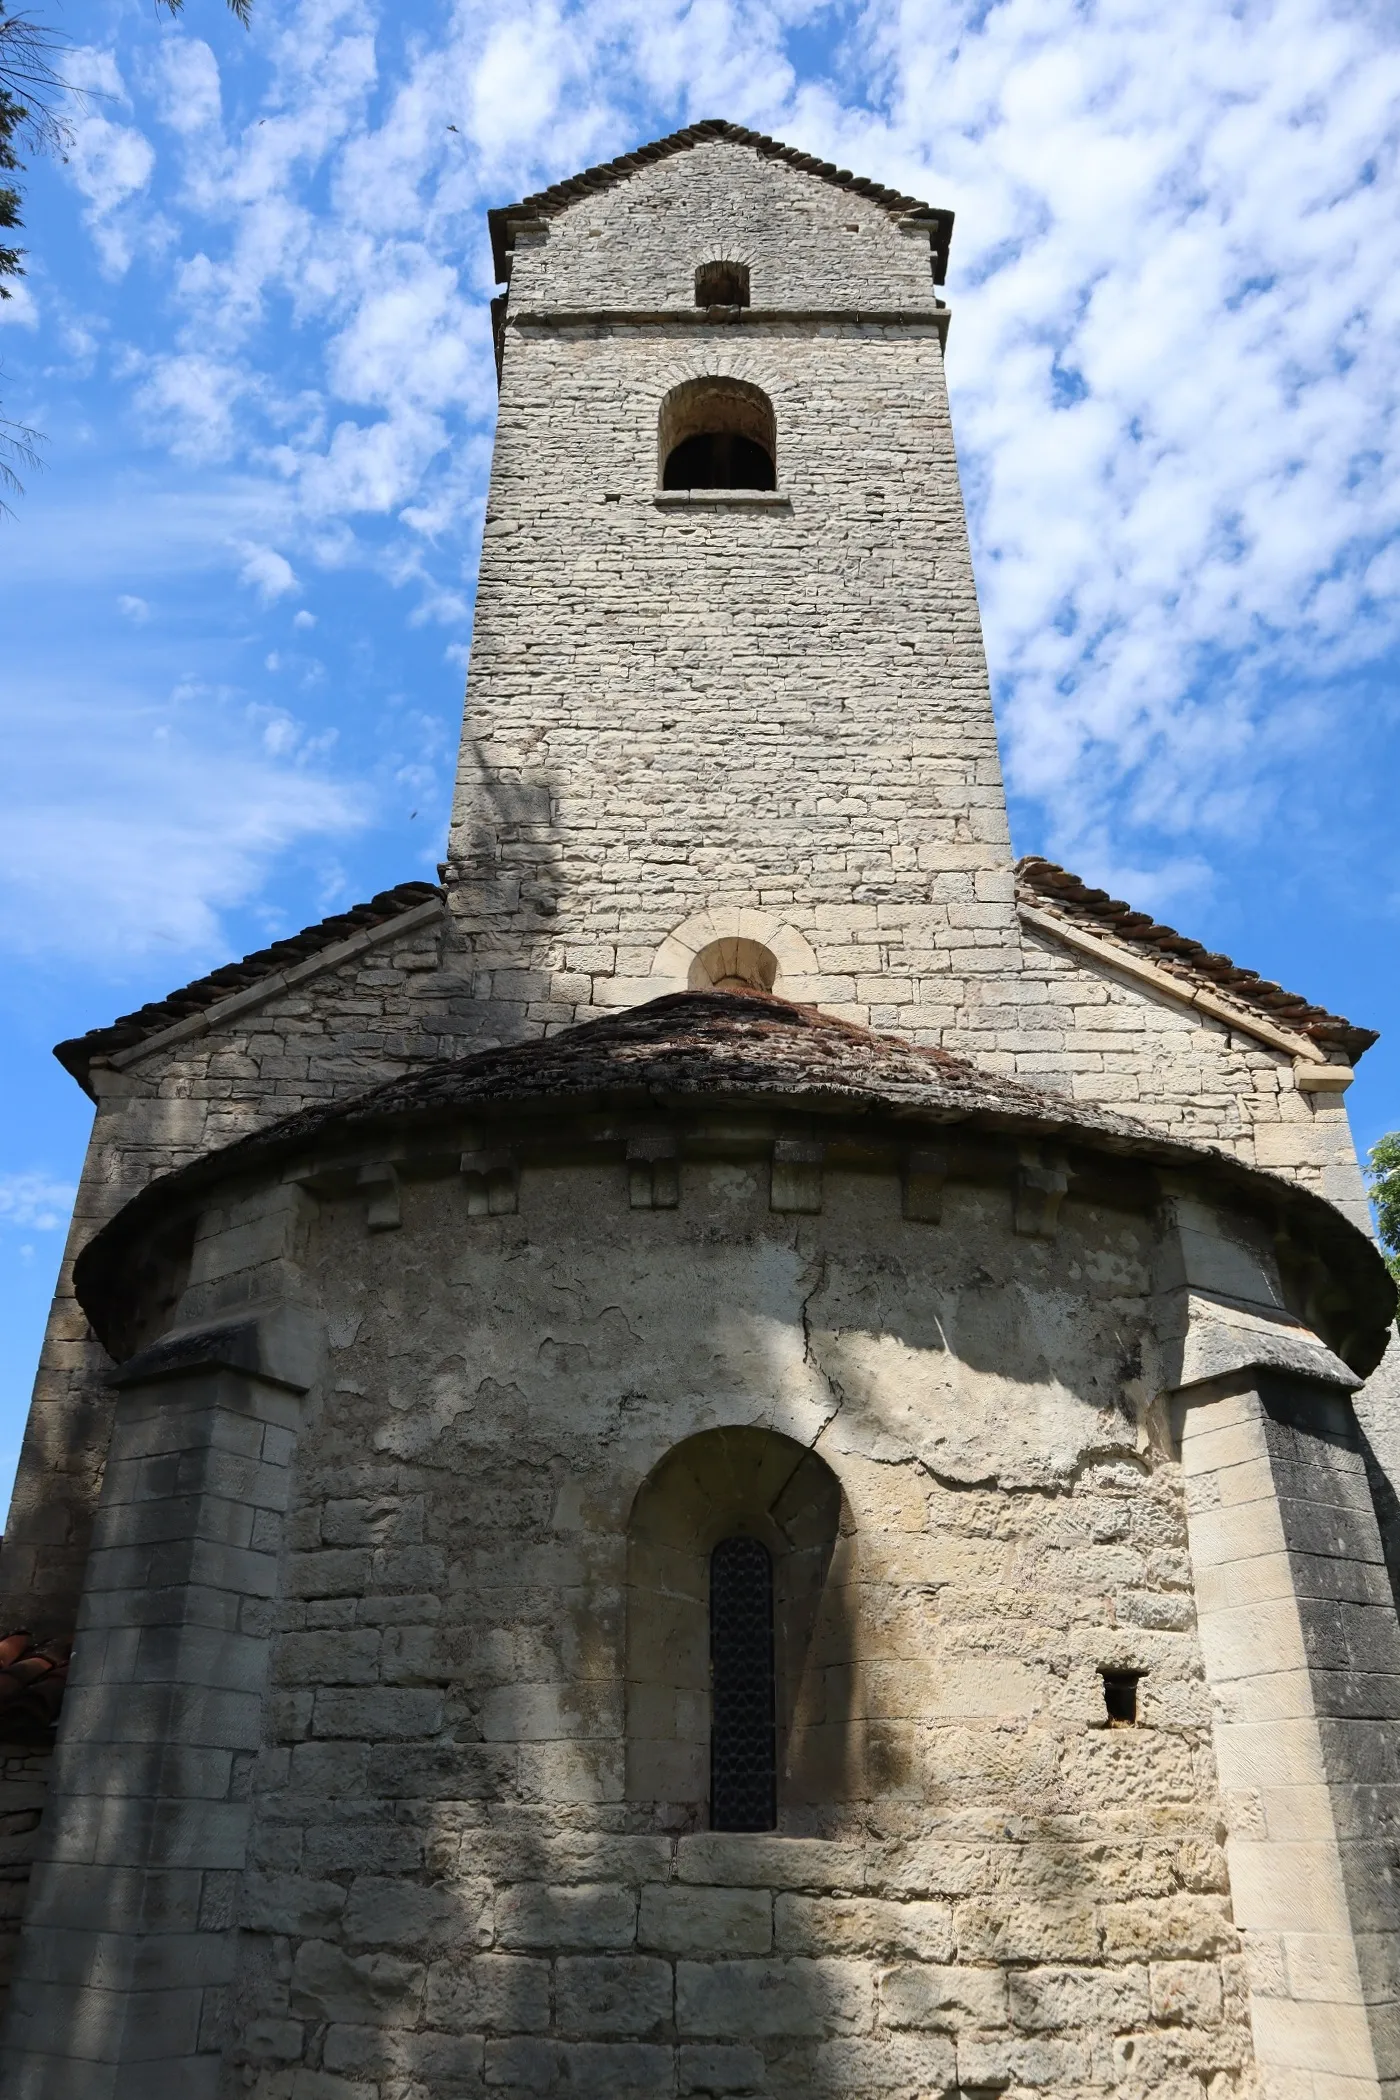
[1102,1669,1141,1726]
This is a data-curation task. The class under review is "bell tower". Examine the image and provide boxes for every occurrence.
[446,120,1019,1050]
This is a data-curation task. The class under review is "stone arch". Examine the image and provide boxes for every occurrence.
[659,376,776,490]
[624,1426,852,1828]
[650,905,819,1001]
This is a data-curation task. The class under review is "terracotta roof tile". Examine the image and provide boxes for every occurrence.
[54,882,442,1097]
[488,118,954,286]
[1016,858,1377,1063]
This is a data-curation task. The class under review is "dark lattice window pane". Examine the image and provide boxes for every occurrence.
[710,1535,776,1831]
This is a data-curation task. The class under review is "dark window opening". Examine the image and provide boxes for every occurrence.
[663,432,775,491]
[710,1534,776,1830]
[695,259,749,308]
[1102,1669,1141,1726]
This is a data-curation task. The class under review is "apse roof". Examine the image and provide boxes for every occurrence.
[239,986,1161,1152]
[488,119,956,287]
[72,990,1395,1379]
[1017,858,1377,1063]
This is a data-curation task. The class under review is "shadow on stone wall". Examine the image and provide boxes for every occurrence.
[442,740,567,1050]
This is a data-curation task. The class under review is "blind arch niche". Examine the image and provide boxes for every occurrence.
[659,377,777,492]
[625,1426,850,1830]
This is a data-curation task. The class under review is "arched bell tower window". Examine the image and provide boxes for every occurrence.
[710,1535,777,1831]
[695,259,750,308]
[659,377,776,492]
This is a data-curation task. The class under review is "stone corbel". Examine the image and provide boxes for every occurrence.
[460,1146,519,1217]
[1161,1290,1359,1399]
[627,1128,679,1211]
[1293,1059,1353,1093]
[902,1146,948,1223]
[1014,1148,1069,1237]
[107,1302,325,1396]
[356,1161,402,1232]
[771,1136,824,1215]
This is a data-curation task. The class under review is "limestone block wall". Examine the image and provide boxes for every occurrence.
[0,1750,51,2006]
[1182,1374,1400,2096]
[997,924,1371,1226]
[447,315,1017,1051]
[0,903,451,1652]
[507,137,941,314]
[210,1160,1255,2098]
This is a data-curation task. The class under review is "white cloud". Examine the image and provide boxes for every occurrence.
[39,0,1400,903]
[293,608,317,628]
[116,594,149,623]
[236,540,299,601]
[0,1174,77,1233]
[0,680,369,965]
[134,352,256,463]
[62,49,158,276]
[0,282,38,329]
[153,37,223,137]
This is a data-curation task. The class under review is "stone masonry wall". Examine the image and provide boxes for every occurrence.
[0,904,452,1651]
[509,137,941,313]
[448,140,1020,1056]
[0,1749,50,2016]
[223,1164,1253,2098]
[1002,924,1371,1226]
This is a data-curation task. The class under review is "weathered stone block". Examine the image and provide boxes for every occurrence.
[495,1881,637,1951]
[879,1960,1007,2030]
[676,2041,767,2094]
[639,1883,772,1956]
[676,1956,873,2037]
[289,1938,425,2025]
[426,1953,552,2034]
[775,1893,953,1960]
[555,1954,673,2036]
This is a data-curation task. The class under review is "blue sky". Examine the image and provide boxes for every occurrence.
[2,0,1399,1514]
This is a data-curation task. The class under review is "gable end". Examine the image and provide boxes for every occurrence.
[488,118,954,289]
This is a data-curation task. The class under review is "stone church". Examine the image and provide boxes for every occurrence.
[0,118,1397,2100]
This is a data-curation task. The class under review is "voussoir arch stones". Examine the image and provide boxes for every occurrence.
[649,906,820,1000]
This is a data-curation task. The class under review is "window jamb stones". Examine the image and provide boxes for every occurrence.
[648,909,819,1003]
[624,1427,848,1829]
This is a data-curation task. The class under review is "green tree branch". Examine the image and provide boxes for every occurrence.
[1367,1132,1400,1289]
[0,0,252,503]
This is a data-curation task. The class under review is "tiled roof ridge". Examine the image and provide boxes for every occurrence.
[488,119,954,286]
[54,881,443,1089]
[1016,857,1376,1061]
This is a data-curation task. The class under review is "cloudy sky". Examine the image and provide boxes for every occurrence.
[2,0,1398,1507]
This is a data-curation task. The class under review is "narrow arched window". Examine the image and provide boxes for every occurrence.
[709,1535,777,1831]
[658,377,776,492]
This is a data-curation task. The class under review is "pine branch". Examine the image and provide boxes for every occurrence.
[155,1,254,24]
